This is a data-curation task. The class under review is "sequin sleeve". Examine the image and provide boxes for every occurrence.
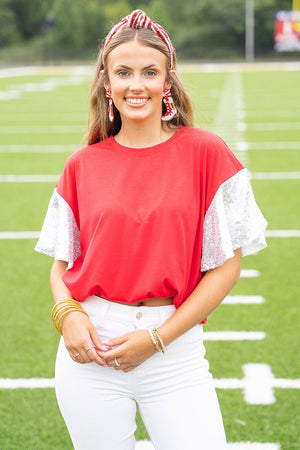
[34,188,81,269]
[201,168,267,271]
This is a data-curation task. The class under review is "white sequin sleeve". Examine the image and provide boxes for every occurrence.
[34,189,81,269]
[201,168,267,271]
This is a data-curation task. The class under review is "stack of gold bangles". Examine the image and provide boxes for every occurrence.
[51,298,89,334]
[148,328,165,354]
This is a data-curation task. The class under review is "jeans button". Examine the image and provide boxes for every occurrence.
[136,311,142,320]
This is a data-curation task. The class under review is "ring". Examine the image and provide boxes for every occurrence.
[73,353,80,358]
[114,357,120,367]
[85,346,93,352]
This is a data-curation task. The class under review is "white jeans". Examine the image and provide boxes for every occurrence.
[55,296,227,450]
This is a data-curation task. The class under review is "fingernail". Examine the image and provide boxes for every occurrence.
[100,345,109,351]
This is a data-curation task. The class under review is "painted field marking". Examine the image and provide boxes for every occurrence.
[0,232,40,239]
[203,331,266,341]
[0,125,85,133]
[0,142,298,153]
[1,364,298,408]
[223,295,265,304]
[234,141,300,151]
[2,172,300,183]
[1,231,299,240]
[246,122,300,131]
[214,364,300,405]
[0,378,55,389]
[250,172,300,180]
[227,444,280,450]
[0,65,92,78]
[0,175,59,182]
[135,442,280,450]
[0,73,89,101]
[241,269,260,278]
[0,145,76,153]
[211,71,247,165]
[265,230,300,238]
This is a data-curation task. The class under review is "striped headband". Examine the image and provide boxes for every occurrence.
[102,10,174,69]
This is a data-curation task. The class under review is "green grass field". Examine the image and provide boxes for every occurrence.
[0,64,299,449]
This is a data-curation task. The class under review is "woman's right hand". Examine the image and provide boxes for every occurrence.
[61,311,108,366]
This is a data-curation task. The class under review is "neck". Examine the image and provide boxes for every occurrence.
[115,120,175,149]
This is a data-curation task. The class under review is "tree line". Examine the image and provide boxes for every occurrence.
[0,0,294,60]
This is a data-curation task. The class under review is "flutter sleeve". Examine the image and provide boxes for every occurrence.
[34,154,81,269]
[200,168,267,271]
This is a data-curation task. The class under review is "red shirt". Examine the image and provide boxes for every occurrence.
[56,127,243,308]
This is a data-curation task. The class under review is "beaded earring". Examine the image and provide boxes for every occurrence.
[105,90,114,122]
[162,88,177,121]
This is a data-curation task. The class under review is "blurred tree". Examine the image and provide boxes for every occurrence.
[6,0,52,40]
[103,1,132,33]
[50,0,132,49]
[0,0,19,47]
[0,0,297,59]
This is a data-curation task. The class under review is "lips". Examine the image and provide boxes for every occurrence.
[125,97,149,106]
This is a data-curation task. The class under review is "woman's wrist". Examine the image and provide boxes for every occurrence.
[147,328,166,353]
[51,298,89,334]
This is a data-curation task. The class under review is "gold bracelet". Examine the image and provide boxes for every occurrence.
[153,328,165,354]
[147,328,165,353]
[51,298,88,334]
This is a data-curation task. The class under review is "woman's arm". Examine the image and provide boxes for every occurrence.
[50,260,107,366]
[159,248,241,346]
[101,249,241,371]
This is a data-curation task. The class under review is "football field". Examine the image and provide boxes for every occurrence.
[0,63,299,449]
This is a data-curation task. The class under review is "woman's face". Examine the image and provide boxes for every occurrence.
[105,40,171,126]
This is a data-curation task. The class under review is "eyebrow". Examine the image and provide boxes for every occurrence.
[114,64,159,71]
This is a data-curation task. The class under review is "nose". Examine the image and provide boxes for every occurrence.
[129,74,144,92]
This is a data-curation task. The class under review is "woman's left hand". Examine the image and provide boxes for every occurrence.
[98,329,157,372]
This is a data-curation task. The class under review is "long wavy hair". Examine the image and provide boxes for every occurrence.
[85,27,194,145]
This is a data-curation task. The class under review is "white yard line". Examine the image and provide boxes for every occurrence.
[0,125,84,133]
[234,141,300,151]
[0,145,76,153]
[223,296,265,304]
[0,175,59,182]
[265,230,300,238]
[1,231,299,239]
[137,442,281,450]
[0,232,40,239]
[214,364,300,405]
[241,122,300,131]
[240,269,260,278]
[211,72,247,165]
[203,331,266,341]
[0,73,90,101]
[250,172,300,180]
[0,144,78,153]
[0,142,299,153]
[2,364,298,410]
[2,171,300,182]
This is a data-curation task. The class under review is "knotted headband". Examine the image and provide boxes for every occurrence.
[102,9,174,69]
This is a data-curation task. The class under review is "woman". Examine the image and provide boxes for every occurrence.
[35,10,267,450]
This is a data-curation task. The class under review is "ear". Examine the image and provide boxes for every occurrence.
[104,81,111,91]
[164,69,176,90]
[100,70,111,91]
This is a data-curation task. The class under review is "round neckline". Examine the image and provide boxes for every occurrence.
[108,126,182,155]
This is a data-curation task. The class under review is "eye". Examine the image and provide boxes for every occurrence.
[145,70,157,77]
[118,70,130,77]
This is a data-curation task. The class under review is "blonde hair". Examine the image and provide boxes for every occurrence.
[85,28,193,145]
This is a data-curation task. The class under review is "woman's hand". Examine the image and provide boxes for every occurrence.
[61,311,108,366]
[98,329,157,372]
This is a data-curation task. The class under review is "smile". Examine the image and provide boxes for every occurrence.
[125,97,149,106]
